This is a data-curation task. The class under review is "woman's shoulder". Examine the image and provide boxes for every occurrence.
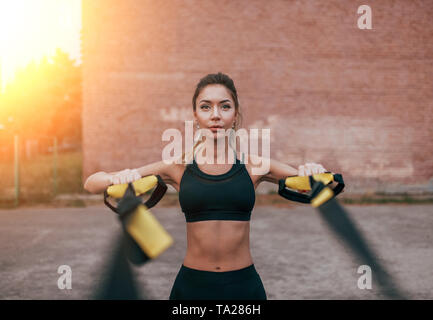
[237,152,268,165]
[237,152,269,175]
[236,152,270,186]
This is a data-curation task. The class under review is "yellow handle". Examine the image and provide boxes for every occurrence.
[311,187,335,207]
[285,173,334,191]
[123,205,174,259]
[107,175,158,199]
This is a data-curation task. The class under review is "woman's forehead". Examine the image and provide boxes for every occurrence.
[197,84,232,102]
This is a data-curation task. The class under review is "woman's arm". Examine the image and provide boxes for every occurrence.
[259,158,299,184]
[253,155,328,186]
[83,171,120,194]
[261,158,342,192]
[83,160,176,194]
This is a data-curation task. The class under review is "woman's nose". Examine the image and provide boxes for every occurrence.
[211,106,221,119]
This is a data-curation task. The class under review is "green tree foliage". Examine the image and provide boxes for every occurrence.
[0,48,82,152]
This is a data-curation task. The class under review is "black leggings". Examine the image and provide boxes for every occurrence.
[169,264,267,300]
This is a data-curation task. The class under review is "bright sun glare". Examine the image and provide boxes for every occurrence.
[0,0,81,92]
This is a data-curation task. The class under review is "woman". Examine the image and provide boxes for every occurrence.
[84,72,331,300]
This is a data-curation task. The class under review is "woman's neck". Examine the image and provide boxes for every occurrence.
[196,138,236,165]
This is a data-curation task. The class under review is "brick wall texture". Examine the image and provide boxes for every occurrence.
[82,0,433,194]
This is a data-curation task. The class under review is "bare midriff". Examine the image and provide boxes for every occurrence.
[182,220,253,272]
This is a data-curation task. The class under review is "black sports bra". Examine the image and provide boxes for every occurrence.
[178,150,256,223]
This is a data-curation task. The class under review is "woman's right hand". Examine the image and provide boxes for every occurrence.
[109,168,142,185]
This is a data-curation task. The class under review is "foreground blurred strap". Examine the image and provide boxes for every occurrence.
[308,177,407,299]
[93,176,173,299]
[318,197,407,299]
[92,231,145,300]
[104,175,173,265]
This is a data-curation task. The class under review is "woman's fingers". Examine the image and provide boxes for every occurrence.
[112,176,119,185]
[298,165,306,176]
[119,169,128,184]
[299,163,328,176]
[318,164,327,173]
[110,169,142,185]
[125,169,133,184]
[304,163,313,176]
[132,169,142,181]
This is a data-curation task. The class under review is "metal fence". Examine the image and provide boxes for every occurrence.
[0,135,82,207]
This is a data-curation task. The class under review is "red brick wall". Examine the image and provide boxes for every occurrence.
[82,0,433,194]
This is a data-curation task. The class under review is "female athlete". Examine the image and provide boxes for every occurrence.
[84,72,331,300]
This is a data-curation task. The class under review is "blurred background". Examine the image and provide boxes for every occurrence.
[0,0,82,207]
[1,0,432,209]
[0,0,432,301]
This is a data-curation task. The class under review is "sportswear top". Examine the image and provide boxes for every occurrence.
[179,150,255,223]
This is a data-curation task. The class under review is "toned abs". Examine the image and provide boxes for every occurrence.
[170,155,261,272]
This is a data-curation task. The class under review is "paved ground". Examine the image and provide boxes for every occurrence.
[0,202,432,300]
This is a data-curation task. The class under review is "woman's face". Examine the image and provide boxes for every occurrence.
[194,84,237,140]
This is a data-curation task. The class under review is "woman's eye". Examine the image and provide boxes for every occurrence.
[200,104,230,110]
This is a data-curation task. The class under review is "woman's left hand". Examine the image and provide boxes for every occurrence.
[297,162,327,193]
[298,162,327,177]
